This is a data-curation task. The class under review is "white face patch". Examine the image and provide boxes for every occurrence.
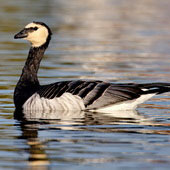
[24,22,49,47]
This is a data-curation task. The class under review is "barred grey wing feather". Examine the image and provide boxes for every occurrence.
[85,85,143,109]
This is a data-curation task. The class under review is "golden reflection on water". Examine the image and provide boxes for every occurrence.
[20,123,49,169]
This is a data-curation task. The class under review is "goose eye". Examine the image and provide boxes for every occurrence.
[33,27,38,30]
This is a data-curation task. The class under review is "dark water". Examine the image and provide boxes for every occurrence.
[0,0,170,169]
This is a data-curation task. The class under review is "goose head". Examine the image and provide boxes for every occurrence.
[14,21,52,48]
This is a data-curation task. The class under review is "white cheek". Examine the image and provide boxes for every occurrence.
[25,28,48,47]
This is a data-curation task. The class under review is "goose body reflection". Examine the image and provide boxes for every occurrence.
[20,109,164,132]
[23,109,85,120]
[14,22,170,114]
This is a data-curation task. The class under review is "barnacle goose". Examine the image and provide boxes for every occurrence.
[14,21,170,113]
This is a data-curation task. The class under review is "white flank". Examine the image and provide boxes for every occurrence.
[23,92,85,111]
[94,93,156,113]
[23,92,156,113]
[24,23,48,47]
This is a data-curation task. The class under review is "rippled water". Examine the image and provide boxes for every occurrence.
[0,0,170,169]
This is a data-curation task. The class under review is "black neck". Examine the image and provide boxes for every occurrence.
[14,45,46,109]
[20,46,46,83]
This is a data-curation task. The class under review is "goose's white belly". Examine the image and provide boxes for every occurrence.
[23,92,85,111]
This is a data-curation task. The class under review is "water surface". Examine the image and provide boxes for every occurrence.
[0,0,170,169]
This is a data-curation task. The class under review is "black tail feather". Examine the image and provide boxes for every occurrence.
[138,83,170,94]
